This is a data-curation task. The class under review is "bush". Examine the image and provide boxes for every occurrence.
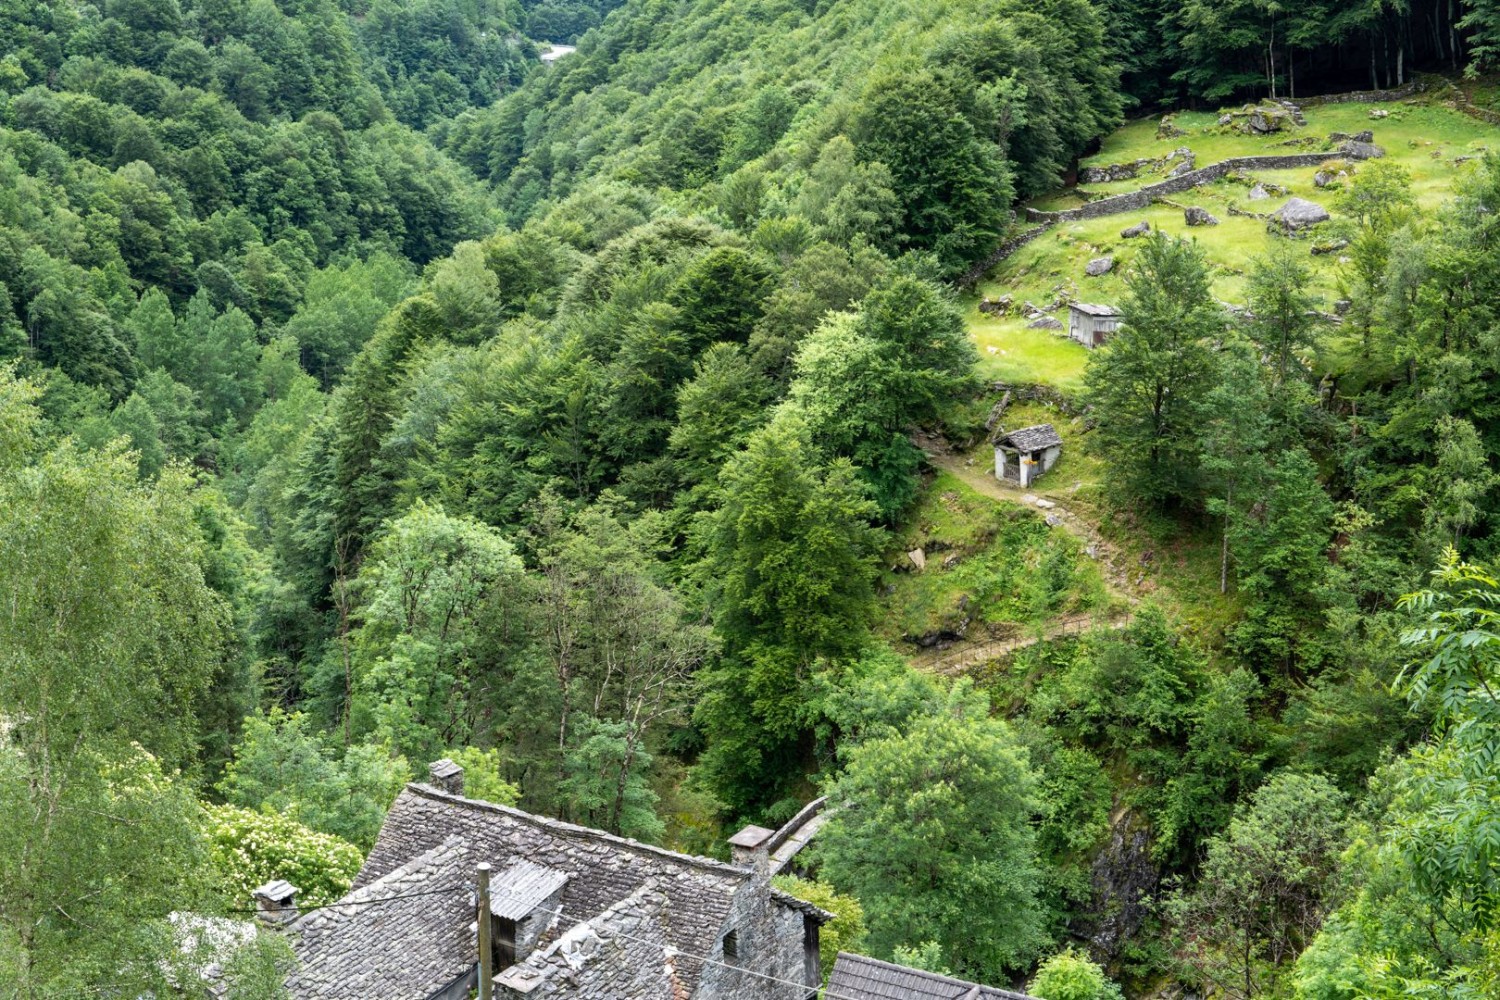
[1027,948,1125,1000]
[205,804,363,908]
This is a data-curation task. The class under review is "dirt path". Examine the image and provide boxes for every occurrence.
[926,611,1133,676]
[926,450,1138,597]
[900,449,1142,676]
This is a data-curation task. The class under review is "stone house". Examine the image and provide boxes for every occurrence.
[827,953,1038,1000]
[1067,302,1122,348]
[994,424,1062,488]
[266,760,830,1000]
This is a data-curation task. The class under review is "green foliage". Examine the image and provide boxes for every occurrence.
[1028,948,1125,1000]
[349,500,527,763]
[770,876,868,983]
[559,716,664,842]
[694,413,884,813]
[819,682,1048,981]
[787,276,979,518]
[1083,233,1223,508]
[1172,771,1348,999]
[204,803,363,908]
[216,709,410,850]
[0,368,232,990]
[445,746,520,806]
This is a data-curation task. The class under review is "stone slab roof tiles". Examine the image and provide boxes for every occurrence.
[1070,302,1121,317]
[827,953,1039,1000]
[285,836,474,999]
[293,781,830,999]
[997,424,1063,453]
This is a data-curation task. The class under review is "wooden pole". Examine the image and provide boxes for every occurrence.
[477,862,493,1000]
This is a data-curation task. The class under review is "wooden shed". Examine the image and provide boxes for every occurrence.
[995,423,1063,488]
[1068,302,1123,348]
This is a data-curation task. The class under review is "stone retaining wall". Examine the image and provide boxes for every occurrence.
[1025,152,1345,224]
[1297,81,1421,106]
[959,222,1054,287]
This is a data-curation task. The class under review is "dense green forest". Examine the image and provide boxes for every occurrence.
[7,0,1500,997]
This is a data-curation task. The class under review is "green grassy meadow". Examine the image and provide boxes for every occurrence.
[967,95,1497,393]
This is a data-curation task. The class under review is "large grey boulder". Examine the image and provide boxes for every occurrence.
[1271,197,1330,232]
[1247,184,1270,201]
[1340,140,1386,160]
[1353,129,1375,142]
[1121,220,1151,238]
[1313,170,1335,188]
[1027,315,1064,330]
[1184,205,1220,226]
[1085,256,1115,277]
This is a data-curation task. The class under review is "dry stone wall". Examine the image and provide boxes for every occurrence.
[1025,152,1347,224]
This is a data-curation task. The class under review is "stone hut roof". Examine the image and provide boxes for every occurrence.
[996,424,1063,453]
[285,782,829,999]
[1069,302,1121,318]
[827,953,1039,1000]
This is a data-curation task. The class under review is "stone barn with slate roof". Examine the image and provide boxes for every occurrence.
[994,424,1063,488]
[274,760,831,1000]
[1068,302,1123,348]
[826,952,1039,1000]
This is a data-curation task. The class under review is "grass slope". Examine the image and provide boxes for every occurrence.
[967,94,1497,392]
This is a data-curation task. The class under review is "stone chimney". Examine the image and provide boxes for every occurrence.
[251,880,299,927]
[429,758,464,795]
[727,824,774,874]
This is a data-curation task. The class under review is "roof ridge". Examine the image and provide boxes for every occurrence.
[406,783,754,880]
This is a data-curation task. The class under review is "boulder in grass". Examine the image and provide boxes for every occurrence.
[1340,140,1385,160]
[1184,205,1220,226]
[1353,129,1375,142]
[1027,315,1064,331]
[1120,220,1150,238]
[1248,184,1270,201]
[1314,171,1334,188]
[1218,114,1234,126]
[1369,109,1389,119]
[1270,197,1330,233]
[1085,256,1114,277]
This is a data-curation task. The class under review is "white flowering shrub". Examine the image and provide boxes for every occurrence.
[206,804,363,908]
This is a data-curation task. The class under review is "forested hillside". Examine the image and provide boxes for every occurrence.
[6,0,1500,998]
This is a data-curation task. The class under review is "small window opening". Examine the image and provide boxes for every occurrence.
[722,928,739,962]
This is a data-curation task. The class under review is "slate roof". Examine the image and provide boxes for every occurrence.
[1070,302,1121,318]
[996,423,1063,453]
[286,837,475,999]
[827,953,1039,1000]
[285,782,829,999]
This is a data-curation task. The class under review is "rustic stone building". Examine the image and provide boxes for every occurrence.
[272,761,830,1000]
[994,424,1063,488]
[1067,302,1122,348]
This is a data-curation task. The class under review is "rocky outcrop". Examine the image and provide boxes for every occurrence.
[1340,139,1386,159]
[978,294,1013,316]
[1184,205,1219,226]
[1027,315,1064,330]
[1120,220,1150,238]
[1270,197,1330,233]
[1085,256,1114,277]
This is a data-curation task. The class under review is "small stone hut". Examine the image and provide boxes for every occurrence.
[1068,302,1122,348]
[995,424,1063,488]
